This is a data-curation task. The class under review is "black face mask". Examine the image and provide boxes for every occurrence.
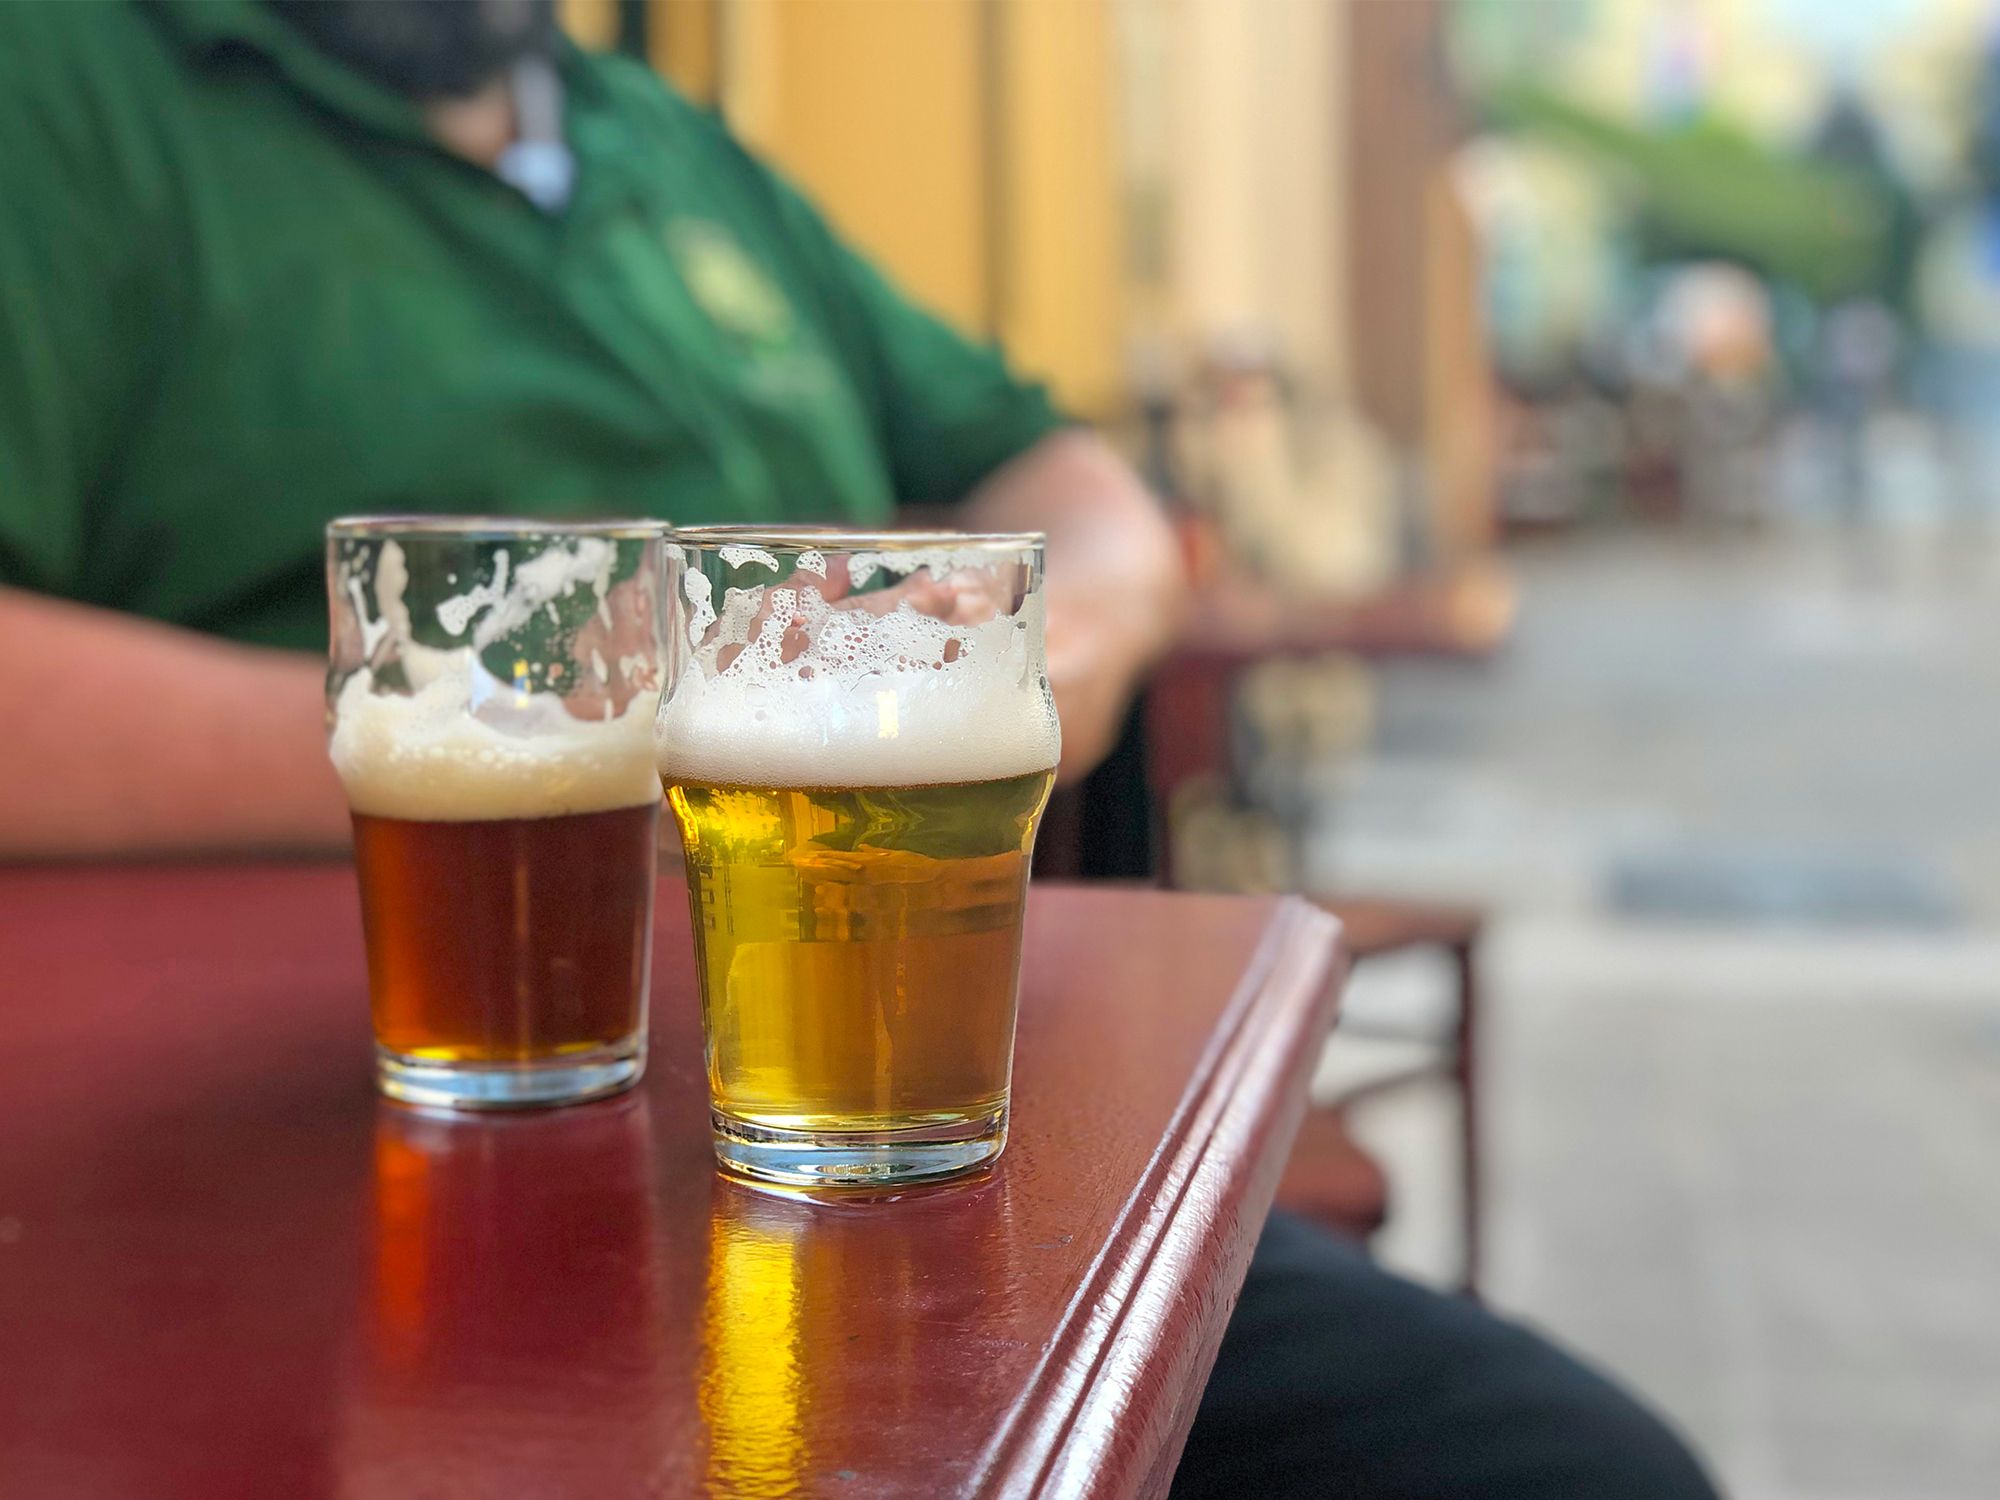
[265,0,558,99]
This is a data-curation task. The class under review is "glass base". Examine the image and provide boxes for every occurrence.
[375,1040,644,1111]
[712,1104,1007,1187]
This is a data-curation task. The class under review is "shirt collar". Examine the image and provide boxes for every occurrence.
[143,1,641,218]
[144,0,432,144]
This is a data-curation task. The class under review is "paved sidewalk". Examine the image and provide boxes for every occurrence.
[1308,532,2000,1500]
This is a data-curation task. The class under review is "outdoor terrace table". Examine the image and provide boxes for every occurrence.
[0,863,1344,1499]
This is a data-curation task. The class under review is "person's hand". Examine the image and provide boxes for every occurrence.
[813,568,1135,780]
[566,574,663,718]
[703,563,1001,673]
[957,430,1188,784]
[1043,593,1144,784]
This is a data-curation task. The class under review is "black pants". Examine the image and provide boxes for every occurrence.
[1173,1213,1722,1500]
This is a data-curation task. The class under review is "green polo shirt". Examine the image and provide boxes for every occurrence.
[0,1,1064,650]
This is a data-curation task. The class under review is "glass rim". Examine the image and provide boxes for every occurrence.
[326,514,670,542]
[668,524,1044,554]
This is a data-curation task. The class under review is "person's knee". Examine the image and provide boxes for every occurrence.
[1555,1391,1719,1500]
[1451,1319,1720,1500]
[1177,1214,1721,1500]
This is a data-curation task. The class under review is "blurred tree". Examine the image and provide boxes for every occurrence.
[1484,83,1892,304]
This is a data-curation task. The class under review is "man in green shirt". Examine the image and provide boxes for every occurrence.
[0,9,1719,1500]
[0,0,1177,854]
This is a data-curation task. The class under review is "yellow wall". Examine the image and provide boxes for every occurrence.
[701,0,1127,419]
[652,0,720,104]
[582,0,1489,556]
[1164,0,1343,386]
[558,0,620,51]
[996,0,1126,417]
[722,0,992,337]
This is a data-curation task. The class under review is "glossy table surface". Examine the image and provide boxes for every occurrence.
[0,864,1343,1499]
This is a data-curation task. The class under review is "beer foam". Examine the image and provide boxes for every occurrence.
[332,655,661,821]
[654,588,1060,789]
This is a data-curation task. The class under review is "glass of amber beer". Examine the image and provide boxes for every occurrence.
[657,528,1059,1186]
[326,517,667,1110]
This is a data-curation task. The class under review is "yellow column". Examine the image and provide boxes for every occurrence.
[558,0,620,51]
[652,0,721,104]
[995,0,1128,418]
[721,0,992,335]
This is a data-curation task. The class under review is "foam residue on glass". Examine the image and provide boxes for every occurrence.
[331,538,661,821]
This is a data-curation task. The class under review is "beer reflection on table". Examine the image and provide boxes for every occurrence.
[345,1096,670,1490]
[698,1172,1024,1496]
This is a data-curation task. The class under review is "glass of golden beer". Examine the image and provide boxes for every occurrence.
[657,528,1059,1186]
[326,517,668,1110]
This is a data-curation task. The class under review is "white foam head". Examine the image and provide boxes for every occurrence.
[332,657,661,821]
[654,566,1060,790]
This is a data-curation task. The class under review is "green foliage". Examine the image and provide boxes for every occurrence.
[1483,84,1893,302]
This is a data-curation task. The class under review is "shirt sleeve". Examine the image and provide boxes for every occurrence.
[0,143,88,594]
[735,136,1073,505]
[0,16,162,597]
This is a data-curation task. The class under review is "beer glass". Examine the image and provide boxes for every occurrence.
[326,517,667,1109]
[657,528,1059,1185]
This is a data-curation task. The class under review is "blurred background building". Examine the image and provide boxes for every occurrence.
[562,0,1493,578]
[564,3,2000,1495]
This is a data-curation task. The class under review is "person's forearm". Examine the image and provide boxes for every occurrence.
[0,589,349,860]
[962,429,1185,675]
[962,430,1187,780]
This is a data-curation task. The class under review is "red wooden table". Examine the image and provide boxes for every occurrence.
[0,864,1343,1499]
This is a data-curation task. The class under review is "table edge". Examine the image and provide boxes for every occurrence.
[971,894,1348,1500]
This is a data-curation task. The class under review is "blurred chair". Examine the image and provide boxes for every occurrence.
[930,479,1505,1286]
[1145,517,1509,1290]
[1294,895,1485,1291]
[1152,782,1487,1292]
[1036,570,1505,1289]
